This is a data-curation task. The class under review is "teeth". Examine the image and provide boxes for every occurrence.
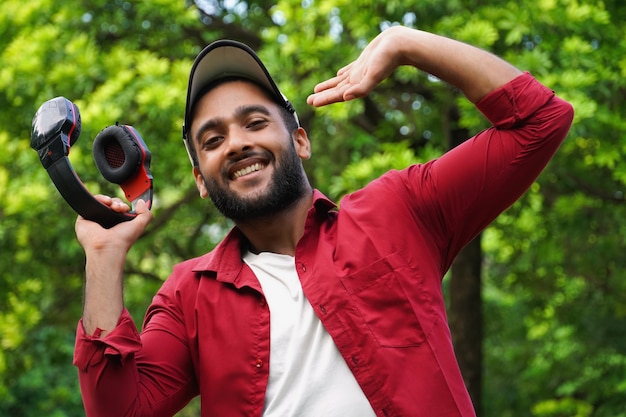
[233,163,263,178]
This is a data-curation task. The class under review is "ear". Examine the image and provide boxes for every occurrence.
[292,127,311,160]
[193,167,209,199]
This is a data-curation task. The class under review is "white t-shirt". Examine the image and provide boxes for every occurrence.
[243,251,376,417]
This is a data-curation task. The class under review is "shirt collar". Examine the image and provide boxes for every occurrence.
[190,189,336,281]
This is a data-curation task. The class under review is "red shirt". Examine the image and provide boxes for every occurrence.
[74,73,574,417]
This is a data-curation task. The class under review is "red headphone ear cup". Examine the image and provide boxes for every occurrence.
[92,125,142,184]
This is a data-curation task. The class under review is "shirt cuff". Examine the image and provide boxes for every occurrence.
[73,309,142,372]
[476,72,556,129]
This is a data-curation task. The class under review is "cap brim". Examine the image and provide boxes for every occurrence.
[183,40,295,137]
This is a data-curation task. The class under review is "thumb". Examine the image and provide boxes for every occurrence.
[135,199,149,213]
[134,199,153,225]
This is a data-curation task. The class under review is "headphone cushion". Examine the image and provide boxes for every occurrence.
[93,125,142,184]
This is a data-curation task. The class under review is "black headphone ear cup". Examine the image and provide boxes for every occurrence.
[69,103,82,146]
[93,125,142,184]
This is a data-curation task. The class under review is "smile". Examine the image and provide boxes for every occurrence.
[232,162,265,179]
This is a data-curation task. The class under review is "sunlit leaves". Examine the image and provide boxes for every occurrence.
[564,0,610,24]
[1,0,625,416]
[454,19,499,48]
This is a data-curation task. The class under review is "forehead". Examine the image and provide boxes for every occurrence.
[190,79,283,139]
[194,79,278,116]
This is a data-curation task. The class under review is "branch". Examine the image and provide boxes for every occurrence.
[140,186,200,240]
[551,173,625,203]
[124,266,165,283]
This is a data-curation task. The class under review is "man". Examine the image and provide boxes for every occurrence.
[74,26,574,416]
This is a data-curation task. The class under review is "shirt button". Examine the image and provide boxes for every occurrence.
[259,298,267,308]
[300,263,306,272]
[255,358,263,368]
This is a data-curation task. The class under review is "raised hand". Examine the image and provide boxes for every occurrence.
[75,194,153,255]
[307,26,406,108]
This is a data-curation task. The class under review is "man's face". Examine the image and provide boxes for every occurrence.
[189,80,311,221]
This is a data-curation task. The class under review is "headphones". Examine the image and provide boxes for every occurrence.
[30,96,153,229]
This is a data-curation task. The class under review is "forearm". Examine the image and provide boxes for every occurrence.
[75,198,152,336]
[389,27,522,103]
[81,248,126,336]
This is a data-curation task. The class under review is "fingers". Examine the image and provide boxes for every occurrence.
[307,28,405,108]
[306,75,374,107]
[312,63,353,93]
[306,65,359,107]
[76,195,152,230]
[306,83,347,107]
[91,194,131,213]
[306,47,388,108]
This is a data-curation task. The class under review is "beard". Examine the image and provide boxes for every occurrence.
[199,140,310,221]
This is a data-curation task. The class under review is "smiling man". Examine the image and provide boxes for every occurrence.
[73,26,574,417]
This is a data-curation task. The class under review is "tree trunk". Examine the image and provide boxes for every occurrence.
[447,105,483,415]
[449,235,483,415]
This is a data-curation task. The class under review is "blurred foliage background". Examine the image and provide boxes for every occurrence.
[1,0,625,416]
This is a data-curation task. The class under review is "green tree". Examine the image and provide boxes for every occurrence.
[1,0,624,416]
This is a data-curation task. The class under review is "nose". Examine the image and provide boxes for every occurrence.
[225,126,253,157]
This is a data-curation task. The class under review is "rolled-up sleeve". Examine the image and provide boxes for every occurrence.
[475,71,565,128]
[74,300,197,417]
[74,309,142,372]
[403,72,574,265]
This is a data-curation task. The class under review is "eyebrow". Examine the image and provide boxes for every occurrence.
[193,104,273,145]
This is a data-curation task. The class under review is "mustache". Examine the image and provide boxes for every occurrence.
[223,150,274,176]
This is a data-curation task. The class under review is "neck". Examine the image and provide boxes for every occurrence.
[235,190,314,256]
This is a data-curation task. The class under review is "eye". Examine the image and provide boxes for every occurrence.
[247,118,268,130]
[202,135,223,149]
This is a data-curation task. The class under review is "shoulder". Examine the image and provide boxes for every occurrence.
[339,166,430,211]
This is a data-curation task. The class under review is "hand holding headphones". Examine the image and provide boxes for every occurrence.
[31,97,153,229]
